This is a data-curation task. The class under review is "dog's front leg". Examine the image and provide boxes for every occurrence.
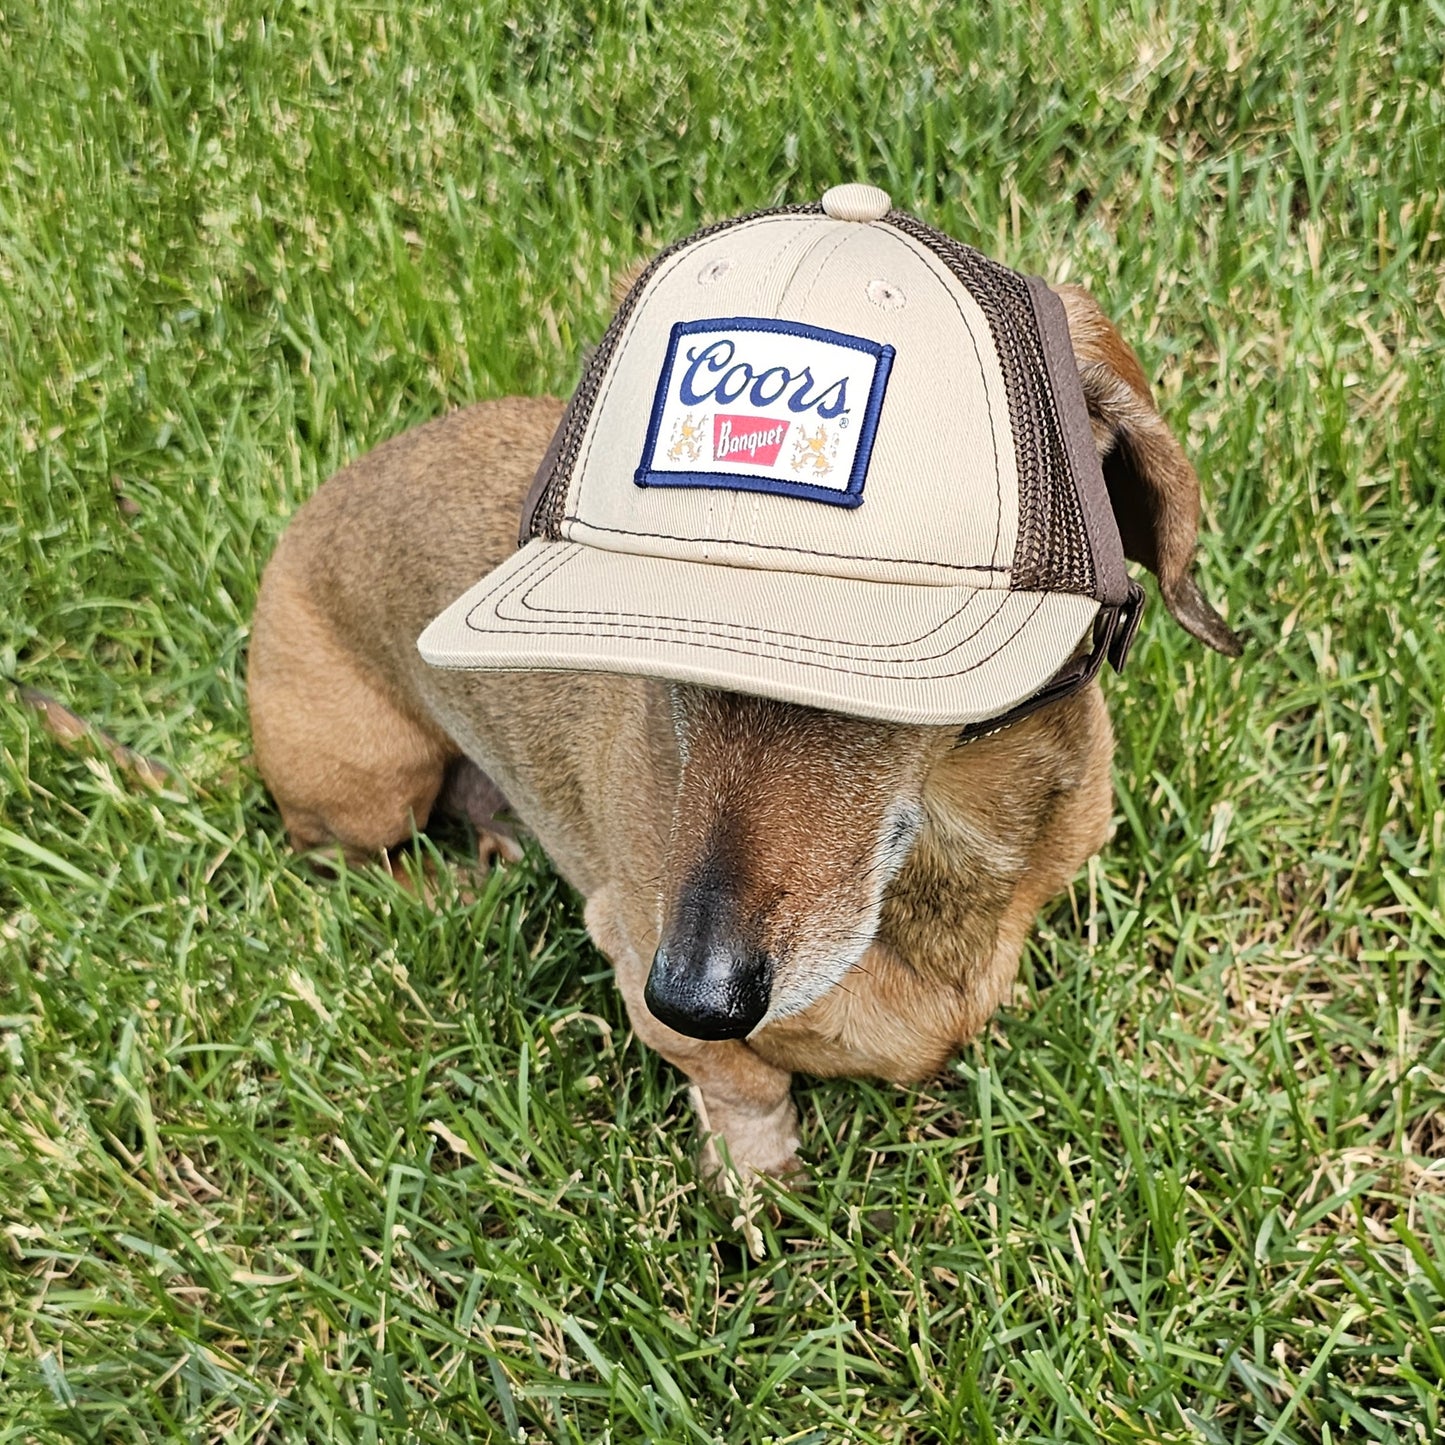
[584,893,800,1182]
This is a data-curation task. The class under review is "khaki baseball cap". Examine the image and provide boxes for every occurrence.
[419,185,1143,732]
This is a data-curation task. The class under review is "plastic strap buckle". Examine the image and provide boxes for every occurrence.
[954,582,1147,747]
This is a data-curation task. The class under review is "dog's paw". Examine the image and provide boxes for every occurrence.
[696,1132,804,1190]
[696,1135,802,1260]
[476,827,523,867]
[691,1087,802,1256]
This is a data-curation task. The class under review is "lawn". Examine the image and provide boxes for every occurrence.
[2,0,1443,1439]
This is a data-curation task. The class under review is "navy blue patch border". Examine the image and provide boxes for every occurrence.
[634,316,895,509]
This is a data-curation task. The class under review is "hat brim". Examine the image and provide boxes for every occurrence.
[417,539,1099,728]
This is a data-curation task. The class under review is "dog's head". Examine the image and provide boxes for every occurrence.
[645,689,934,1039]
[643,287,1242,1041]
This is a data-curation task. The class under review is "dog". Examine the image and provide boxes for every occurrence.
[249,255,1240,1185]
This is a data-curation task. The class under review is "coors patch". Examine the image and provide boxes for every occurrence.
[635,317,894,508]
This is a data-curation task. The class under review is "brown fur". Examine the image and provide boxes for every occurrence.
[248,287,1238,1180]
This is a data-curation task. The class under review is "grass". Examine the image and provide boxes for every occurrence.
[1,0,1442,1438]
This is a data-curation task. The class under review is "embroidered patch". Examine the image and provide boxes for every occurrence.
[635,317,894,508]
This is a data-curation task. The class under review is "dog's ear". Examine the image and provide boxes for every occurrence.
[1057,284,1243,657]
[610,258,649,306]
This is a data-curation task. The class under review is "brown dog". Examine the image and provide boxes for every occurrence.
[248,282,1239,1182]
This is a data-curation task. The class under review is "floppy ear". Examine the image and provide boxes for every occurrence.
[1056,284,1243,657]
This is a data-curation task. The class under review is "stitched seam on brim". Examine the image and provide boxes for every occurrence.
[470,590,1051,683]
[458,545,1068,681]
[467,542,1005,657]
[516,566,999,657]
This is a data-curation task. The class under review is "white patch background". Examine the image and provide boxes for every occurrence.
[642,324,885,495]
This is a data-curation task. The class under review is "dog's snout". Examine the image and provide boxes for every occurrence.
[644,939,772,1040]
[646,836,774,1040]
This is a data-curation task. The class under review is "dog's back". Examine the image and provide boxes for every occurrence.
[250,396,681,897]
[249,398,564,856]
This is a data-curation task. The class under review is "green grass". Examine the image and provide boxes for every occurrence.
[2,0,1443,1438]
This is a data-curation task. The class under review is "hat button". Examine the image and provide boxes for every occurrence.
[821,183,891,222]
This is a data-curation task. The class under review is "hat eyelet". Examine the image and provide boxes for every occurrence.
[698,258,732,285]
[867,278,906,310]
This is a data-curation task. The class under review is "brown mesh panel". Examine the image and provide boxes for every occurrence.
[881,211,1096,597]
[529,203,824,541]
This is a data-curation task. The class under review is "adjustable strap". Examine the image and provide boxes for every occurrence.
[954,581,1145,746]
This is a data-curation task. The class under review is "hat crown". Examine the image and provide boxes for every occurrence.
[422,191,1138,731]
[527,200,1123,605]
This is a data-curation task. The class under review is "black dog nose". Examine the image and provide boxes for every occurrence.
[644,941,772,1040]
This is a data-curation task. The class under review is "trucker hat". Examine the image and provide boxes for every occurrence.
[418,184,1143,732]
